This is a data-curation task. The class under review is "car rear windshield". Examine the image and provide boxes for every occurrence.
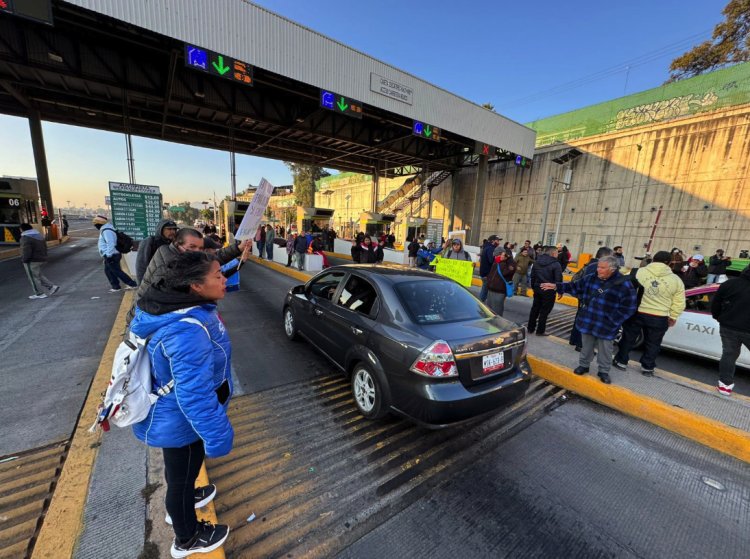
[394,280,492,324]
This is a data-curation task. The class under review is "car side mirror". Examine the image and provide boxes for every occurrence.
[291,285,305,295]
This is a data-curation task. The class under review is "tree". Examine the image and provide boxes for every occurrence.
[668,0,750,81]
[284,162,329,207]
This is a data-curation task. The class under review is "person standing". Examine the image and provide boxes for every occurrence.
[294,230,308,270]
[513,246,533,296]
[285,232,296,267]
[541,256,637,384]
[20,223,59,299]
[479,235,501,302]
[681,255,708,288]
[613,251,686,377]
[135,219,178,283]
[556,244,571,272]
[407,237,420,267]
[357,235,377,263]
[93,215,137,292]
[442,238,471,261]
[569,247,613,351]
[707,249,732,284]
[613,246,625,267]
[254,225,266,259]
[486,249,516,316]
[710,265,750,397]
[61,215,69,237]
[265,224,275,260]
[527,246,562,336]
[130,251,233,556]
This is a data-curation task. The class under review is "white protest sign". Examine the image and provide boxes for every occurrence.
[234,178,275,240]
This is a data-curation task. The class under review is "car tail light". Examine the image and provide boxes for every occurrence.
[410,340,458,378]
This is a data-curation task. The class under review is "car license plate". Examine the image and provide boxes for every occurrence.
[482,351,504,374]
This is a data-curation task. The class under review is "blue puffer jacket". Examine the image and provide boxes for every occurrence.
[129,303,234,458]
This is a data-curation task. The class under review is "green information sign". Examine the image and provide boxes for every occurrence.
[108,181,162,241]
[433,257,474,287]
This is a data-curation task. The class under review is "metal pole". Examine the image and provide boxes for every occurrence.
[469,155,487,245]
[553,190,566,244]
[126,133,136,183]
[230,151,236,200]
[539,175,554,243]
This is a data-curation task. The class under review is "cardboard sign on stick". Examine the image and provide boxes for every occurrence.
[234,178,275,240]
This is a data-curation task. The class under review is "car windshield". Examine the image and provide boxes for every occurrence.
[394,279,492,324]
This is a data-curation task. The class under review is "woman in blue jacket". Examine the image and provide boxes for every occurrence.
[130,251,233,558]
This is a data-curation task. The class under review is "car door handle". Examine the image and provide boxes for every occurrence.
[314,308,324,317]
[351,327,363,335]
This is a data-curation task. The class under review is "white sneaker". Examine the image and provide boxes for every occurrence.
[165,484,217,525]
[49,285,60,295]
[124,285,137,290]
[717,381,734,397]
[109,288,122,293]
[29,294,48,299]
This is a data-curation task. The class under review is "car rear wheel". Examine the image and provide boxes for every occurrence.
[351,363,388,419]
[283,306,299,341]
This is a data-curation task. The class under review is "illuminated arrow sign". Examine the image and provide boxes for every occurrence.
[320,89,363,119]
[184,44,253,86]
[413,120,441,142]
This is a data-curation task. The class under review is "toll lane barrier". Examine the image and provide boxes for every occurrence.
[527,355,750,464]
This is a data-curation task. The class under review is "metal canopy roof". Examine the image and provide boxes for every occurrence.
[0,1,536,178]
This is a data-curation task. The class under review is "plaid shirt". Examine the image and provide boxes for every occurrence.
[557,271,637,340]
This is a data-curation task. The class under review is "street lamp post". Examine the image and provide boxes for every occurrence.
[345,194,351,239]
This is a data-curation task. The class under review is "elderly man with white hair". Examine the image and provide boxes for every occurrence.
[541,255,637,384]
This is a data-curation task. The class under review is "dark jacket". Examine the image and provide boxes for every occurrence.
[480,243,497,277]
[20,229,47,263]
[558,271,637,340]
[530,254,562,290]
[681,262,708,289]
[128,242,241,325]
[487,257,516,293]
[711,267,750,332]
[294,235,308,254]
[708,255,732,275]
[407,240,421,258]
[557,249,571,271]
[135,219,176,283]
[131,285,233,458]
[374,245,384,263]
[358,244,377,263]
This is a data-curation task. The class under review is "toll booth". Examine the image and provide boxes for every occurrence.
[221,199,251,239]
[0,176,41,245]
[359,212,395,238]
[405,217,426,242]
[296,206,334,234]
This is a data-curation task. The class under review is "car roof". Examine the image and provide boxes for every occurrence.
[324,263,453,284]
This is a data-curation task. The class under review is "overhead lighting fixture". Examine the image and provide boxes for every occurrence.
[47,52,63,63]
[194,91,205,98]
[86,111,96,116]
[295,117,305,123]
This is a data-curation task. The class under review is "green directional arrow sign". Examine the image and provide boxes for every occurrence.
[320,89,363,119]
[212,55,230,75]
[424,125,432,138]
[337,97,349,112]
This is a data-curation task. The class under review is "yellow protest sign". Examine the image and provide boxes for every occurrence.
[433,256,474,287]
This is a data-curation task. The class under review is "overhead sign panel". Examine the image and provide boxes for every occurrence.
[475,141,495,156]
[370,73,413,105]
[320,90,363,119]
[0,0,54,25]
[184,44,253,86]
[108,182,162,241]
[413,120,441,142]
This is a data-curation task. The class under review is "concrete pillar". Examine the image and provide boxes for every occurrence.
[447,172,457,232]
[371,169,379,211]
[28,110,54,217]
[469,154,488,245]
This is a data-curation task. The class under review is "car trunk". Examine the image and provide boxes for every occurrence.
[419,317,526,387]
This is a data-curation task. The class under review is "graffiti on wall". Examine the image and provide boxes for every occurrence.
[615,90,719,130]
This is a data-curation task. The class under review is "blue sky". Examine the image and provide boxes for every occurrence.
[0,0,727,208]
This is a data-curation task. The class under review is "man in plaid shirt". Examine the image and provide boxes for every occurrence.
[541,255,637,384]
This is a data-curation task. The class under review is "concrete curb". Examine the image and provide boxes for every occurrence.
[195,463,225,559]
[31,291,134,559]
[527,355,750,464]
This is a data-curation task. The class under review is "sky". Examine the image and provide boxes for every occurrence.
[0,0,728,209]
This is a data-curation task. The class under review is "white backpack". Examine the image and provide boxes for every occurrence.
[90,317,205,431]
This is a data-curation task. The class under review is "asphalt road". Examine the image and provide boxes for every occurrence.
[0,223,125,457]
[216,260,749,558]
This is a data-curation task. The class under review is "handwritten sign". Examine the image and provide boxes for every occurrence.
[234,178,274,240]
[433,257,474,287]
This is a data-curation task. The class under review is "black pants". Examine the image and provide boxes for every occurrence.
[163,440,205,542]
[719,326,750,385]
[528,289,556,334]
[286,252,293,266]
[615,312,668,370]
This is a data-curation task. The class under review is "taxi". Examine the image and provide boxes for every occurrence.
[659,284,750,367]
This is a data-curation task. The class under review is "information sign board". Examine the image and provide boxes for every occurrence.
[108,182,162,241]
[0,0,54,25]
[425,218,443,246]
[370,73,413,105]
[413,120,441,142]
[320,89,363,119]
[184,44,253,86]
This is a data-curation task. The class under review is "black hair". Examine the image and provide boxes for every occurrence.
[652,250,671,264]
[614,245,622,251]
[20,223,32,231]
[164,251,216,293]
[175,227,203,246]
[595,246,613,259]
